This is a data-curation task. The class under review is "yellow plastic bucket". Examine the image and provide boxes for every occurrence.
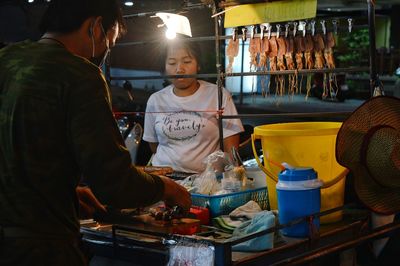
[251,122,348,223]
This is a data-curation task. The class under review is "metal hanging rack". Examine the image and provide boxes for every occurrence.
[211,0,379,150]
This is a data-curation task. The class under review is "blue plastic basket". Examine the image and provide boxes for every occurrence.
[191,187,269,217]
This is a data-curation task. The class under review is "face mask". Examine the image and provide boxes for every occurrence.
[90,24,110,68]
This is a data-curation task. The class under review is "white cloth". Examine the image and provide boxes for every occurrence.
[371,212,395,258]
[143,80,244,173]
[229,200,263,220]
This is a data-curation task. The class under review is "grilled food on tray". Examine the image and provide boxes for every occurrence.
[136,166,174,176]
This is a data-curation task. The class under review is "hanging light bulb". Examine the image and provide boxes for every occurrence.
[124,1,134,6]
[28,0,34,3]
[165,28,177,40]
[154,13,192,40]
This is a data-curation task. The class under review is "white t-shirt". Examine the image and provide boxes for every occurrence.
[143,80,244,173]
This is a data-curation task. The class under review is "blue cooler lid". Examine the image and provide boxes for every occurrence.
[277,167,322,190]
[278,167,317,181]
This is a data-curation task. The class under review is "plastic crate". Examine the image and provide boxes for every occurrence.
[191,187,269,218]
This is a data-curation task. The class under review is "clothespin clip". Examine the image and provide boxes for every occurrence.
[276,24,281,38]
[311,20,316,36]
[320,20,326,35]
[285,23,290,38]
[241,27,247,42]
[293,22,298,37]
[299,21,306,37]
[260,24,265,40]
[348,18,353,33]
[267,24,272,39]
[332,19,338,35]
[250,25,256,39]
[232,28,238,41]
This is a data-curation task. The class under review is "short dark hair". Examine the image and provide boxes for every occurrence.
[39,0,126,36]
[161,35,202,73]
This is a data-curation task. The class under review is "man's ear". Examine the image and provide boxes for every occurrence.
[87,16,102,37]
[88,21,94,36]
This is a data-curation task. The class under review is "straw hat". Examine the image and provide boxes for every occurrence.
[336,96,400,215]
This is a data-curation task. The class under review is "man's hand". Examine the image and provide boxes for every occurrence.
[159,176,191,211]
[76,186,107,219]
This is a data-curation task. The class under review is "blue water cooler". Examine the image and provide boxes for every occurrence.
[276,167,322,237]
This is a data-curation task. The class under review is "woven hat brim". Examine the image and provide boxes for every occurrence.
[336,96,400,214]
[352,164,400,215]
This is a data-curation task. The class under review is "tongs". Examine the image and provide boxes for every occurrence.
[231,147,243,166]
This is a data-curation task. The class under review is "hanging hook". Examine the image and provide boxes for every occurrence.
[311,20,316,36]
[232,28,238,41]
[348,18,353,33]
[276,24,281,38]
[260,24,265,40]
[267,24,272,39]
[285,23,290,38]
[332,19,338,35]
[250,25,256,39]
[299,21,306,37]
[241,27,247,42]
[293,22,298,37]
[320,20,326,35]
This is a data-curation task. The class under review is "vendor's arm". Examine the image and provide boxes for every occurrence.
[76,186,106,219]
[222,89,244,154]
[149,142,158,154]
[69,69,190,210]
[143,95,159,157]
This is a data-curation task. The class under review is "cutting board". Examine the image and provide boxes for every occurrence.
[130,214,201,235]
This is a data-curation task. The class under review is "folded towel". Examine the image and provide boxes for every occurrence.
[232,210,275,252]
[213,216,246,233]
[229,200,262,219]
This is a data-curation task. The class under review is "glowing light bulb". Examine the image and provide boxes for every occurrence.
[165,28,176,39]
[124,1,134,6]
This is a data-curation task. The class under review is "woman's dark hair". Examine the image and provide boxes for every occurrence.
[161,35,203,73]
[39,0,126,36]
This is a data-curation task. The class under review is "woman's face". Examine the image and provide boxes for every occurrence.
[165,46,198,90]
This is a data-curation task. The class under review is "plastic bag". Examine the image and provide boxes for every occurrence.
[192,165,220,195]
[202,150,232,174]
[167,240,215,266]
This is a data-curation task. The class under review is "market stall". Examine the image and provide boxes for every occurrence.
[82,0,400,265]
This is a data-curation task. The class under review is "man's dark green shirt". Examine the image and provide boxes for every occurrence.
[0,41,164,239]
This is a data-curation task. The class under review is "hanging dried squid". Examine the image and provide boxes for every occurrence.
[226,37,239,74]
[313,34,326,69]
[268,36,278,71]
[276,36,287,96]
[324,31,339,98]
[268,36,279,95]
[249,37,261,71]
[259,36,270,97]
[304,35,315,99]
[294,36,305,93]
[313,33,328,98]
[259,37,270,70]
[284,36,296,95]
[304,35,315,70]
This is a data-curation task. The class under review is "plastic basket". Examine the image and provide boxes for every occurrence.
[251,122,348,223]
[191,187,269,218]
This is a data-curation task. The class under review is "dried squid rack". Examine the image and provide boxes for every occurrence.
[213,0,379,150]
